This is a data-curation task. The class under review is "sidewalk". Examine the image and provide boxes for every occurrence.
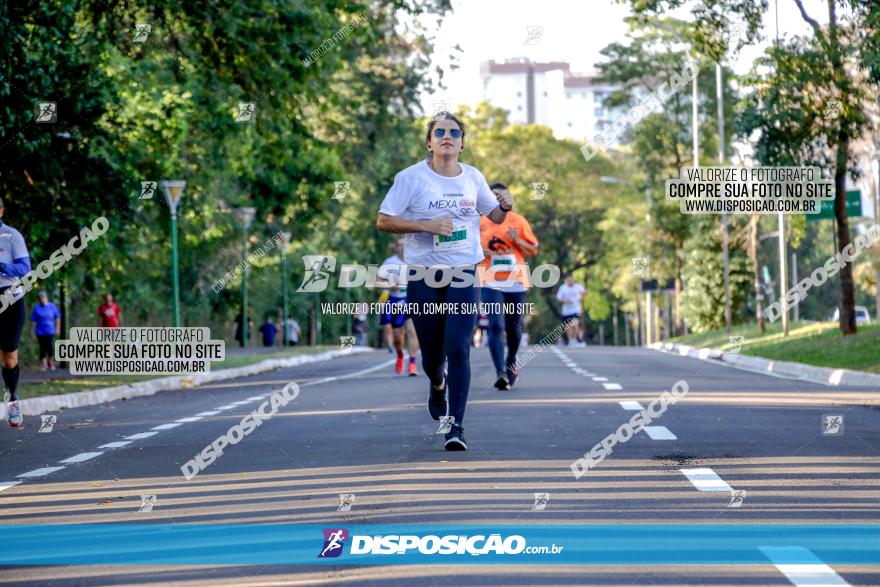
[8,346,372,418]
[17,345,336,400]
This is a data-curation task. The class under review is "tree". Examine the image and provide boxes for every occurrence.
[679,217,752,332]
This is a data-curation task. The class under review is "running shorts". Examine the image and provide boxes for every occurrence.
[0,289,26,352]
[379,296,407,328]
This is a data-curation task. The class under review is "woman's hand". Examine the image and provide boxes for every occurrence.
[422,218,454,236]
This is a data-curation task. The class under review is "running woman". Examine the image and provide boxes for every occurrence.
[377,238,419,376]
[479,183,539,390]
[377,111,512,450]
[0,197,30,428]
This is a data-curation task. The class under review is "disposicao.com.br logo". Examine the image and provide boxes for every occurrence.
[297,255,561,292]
[317,528,563,558]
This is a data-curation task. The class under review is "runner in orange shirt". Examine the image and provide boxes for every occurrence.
[479,183,539,390]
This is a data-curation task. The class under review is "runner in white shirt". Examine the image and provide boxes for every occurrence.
[377,238,420,376]
[556,274,586,347]
[0,197,30,428]
[377,112,512,450]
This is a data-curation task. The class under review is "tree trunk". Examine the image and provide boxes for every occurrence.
[612,303,619,346]
[748,214,766,334]
[834,131,857,335]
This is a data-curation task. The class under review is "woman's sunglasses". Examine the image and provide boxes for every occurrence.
[433,128,462,139]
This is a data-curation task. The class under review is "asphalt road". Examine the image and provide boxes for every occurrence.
[1,343,879,586]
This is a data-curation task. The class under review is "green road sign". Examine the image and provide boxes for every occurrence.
[809,189,862,221]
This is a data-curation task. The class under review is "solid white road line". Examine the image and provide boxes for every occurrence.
[680,467,733,491]
[195,411,220,416]
[246,395,266,400]
[759,547,850,586]
[59,452,103,464]
[174,416,203,423]
[18,467,65,478]
[124,431,159,440]
[304,359,396,387]
[643,426,677,440]
[619,401,645,410]
[152,422,182,430]
[0,481,21,492]
[98,441,132,449]
[602,383,622,390]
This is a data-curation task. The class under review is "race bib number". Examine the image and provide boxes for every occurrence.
[433,224,469,252]
[490,253,516,269]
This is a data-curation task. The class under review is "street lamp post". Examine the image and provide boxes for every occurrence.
[340,266,353,337]
[231,207,256,348]
[279,230,291,346]
[160,180,186,327]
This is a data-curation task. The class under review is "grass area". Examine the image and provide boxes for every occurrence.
[20,346,337,400]
[671,321,880,374]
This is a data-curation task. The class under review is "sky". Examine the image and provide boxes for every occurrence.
[416,0,833,115]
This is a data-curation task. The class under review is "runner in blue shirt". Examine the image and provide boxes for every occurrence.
[31,291,61,370]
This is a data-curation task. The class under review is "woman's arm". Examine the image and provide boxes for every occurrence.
[486,188,514,224]
[376,214,453,236]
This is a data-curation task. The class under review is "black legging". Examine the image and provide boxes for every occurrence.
[407,269,479,427]
[36,334,55,360]
[481,288,526,376]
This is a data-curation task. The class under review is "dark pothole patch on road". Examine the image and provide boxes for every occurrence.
[653,453,699,466]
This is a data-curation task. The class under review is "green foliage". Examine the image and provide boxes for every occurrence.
[679,217,752,332]
[1,0,452,346]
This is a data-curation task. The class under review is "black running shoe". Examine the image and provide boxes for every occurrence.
[444,425,467,451]
[428,377,447,420]
[506,366,519,388]
[494,373,510,390]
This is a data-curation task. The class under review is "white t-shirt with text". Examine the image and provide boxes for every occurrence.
[379,160,498,268]
[379,254,407,299]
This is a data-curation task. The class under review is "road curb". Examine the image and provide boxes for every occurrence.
[5,347,373,418]
[650,342,880,388]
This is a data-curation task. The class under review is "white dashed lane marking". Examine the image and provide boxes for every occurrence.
[124,431,159,440]
[619,401,644,410]
[152,422,183,430]
[18,467,65,478]
[680,467,732,492]
[592,377,609,382]
[602,383,622,390]
[98,441,132,449]
[759,547,850,586]
[2,359,390,488]
[59,452,103,464]
[643,426,676,440]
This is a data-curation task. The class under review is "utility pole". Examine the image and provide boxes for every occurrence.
[280,231,291,345]
[717,64,732,332]
[779,213,789,336]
